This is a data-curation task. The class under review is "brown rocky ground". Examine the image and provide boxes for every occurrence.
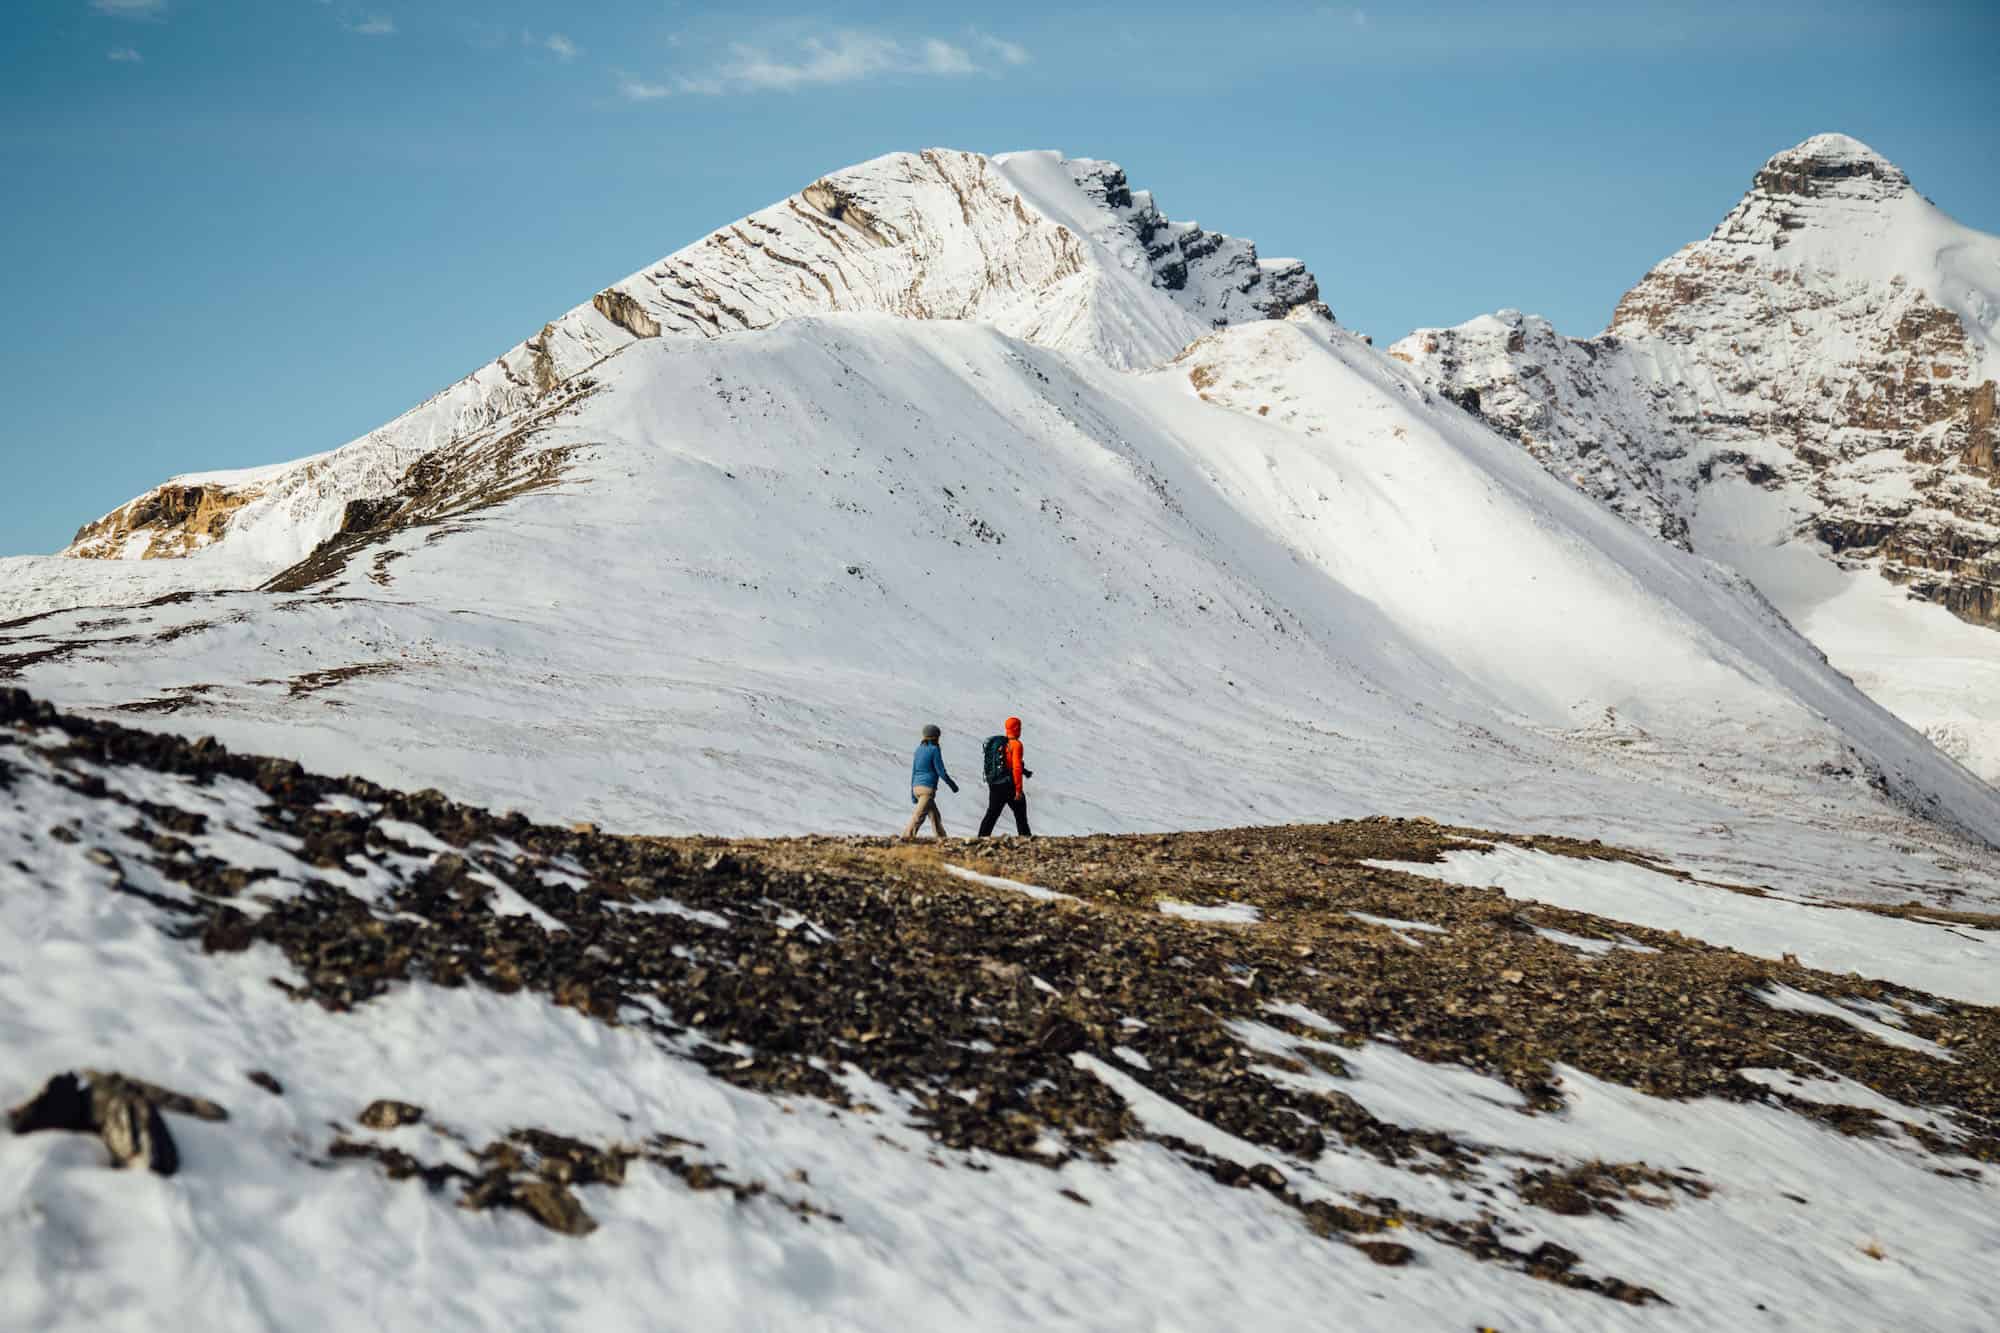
[6,688,1997,1307]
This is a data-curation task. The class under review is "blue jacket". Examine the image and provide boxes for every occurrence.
[910,741,956,797]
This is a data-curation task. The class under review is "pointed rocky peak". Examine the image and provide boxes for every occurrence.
[1673,132,1921,263]
[1604,134,1946,338]
[1032,155,1326,324]
[1750,133,1911,202]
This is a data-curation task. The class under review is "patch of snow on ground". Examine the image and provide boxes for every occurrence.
[942,864,1075,902]
[1216,1012,2000,1329]
[478,878,570,933]
[316,793,380,817]
[1758,984,1954,1061]
[605,897,732,930]
[1347,911,1445,934]
[1366,844,2000,1006]
[1157,899,1262,925]
[1532,926,1659,957]
[1347,910,1444,945]
[377,818,455,855]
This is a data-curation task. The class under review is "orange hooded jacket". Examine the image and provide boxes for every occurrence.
[1003,716,1025,798]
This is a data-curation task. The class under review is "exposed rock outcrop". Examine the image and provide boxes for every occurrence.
[590,289,661,339]
[1061,159,1327,325]
[69,483,265,561]
[8,1069,227,1175]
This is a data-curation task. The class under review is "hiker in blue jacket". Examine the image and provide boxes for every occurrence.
[901,723,960,840]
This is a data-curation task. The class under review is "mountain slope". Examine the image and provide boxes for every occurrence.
[5,304,1995,901]
[1391,134,2000,778]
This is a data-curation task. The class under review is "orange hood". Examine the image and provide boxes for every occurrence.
[1004,716,1022,739]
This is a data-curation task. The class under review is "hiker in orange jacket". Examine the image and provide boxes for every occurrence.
[977,715,1033,838]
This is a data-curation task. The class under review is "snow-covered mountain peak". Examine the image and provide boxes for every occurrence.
[1608,133,1969,340]
[1392,132,2000,780]
[1752,132,1911,199]
[41,147,1324,577]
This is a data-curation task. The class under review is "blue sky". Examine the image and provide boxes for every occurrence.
[4,0,1996,556]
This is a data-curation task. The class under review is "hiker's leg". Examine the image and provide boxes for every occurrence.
[1011,794,1031,837]
[926,797,945,837]
[902,787,935,839]
[977,783,1008,837]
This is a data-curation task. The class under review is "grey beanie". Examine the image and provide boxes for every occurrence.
[922,723,941,740]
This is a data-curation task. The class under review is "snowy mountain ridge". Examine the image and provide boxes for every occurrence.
[1392,133,2000,779]
[42,149,1322,585]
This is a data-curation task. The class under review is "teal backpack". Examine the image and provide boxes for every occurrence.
[981,735,1010,785]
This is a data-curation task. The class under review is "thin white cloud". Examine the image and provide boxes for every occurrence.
[346,14,395,36]
[917,37,975,75]
[616,72,672,101]
[106,46,143,62]
[89,0,165,18]
[521,29,578,60]
[678,30,995,95]
[973,30,1030,65]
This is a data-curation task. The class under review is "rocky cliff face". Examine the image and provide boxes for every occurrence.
[1392,134,2000,627]
[56,148,1327,571]
[68,483,265,560]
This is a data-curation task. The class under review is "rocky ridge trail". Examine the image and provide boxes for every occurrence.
[6,688,1999,1324]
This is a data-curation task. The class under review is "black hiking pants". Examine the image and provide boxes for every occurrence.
[977,782,1030,837]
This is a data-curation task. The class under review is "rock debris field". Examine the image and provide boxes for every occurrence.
[5,687,2000,1328]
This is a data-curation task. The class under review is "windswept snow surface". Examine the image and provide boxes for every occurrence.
[1690,477,2000,783]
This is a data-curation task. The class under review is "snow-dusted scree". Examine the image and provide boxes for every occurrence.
[6,689,2000,1330]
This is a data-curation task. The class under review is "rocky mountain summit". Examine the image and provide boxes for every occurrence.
[1391,133,2000,776]
[1393,134,1999,609]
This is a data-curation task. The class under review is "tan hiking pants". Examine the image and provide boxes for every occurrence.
[903,786,945,839]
